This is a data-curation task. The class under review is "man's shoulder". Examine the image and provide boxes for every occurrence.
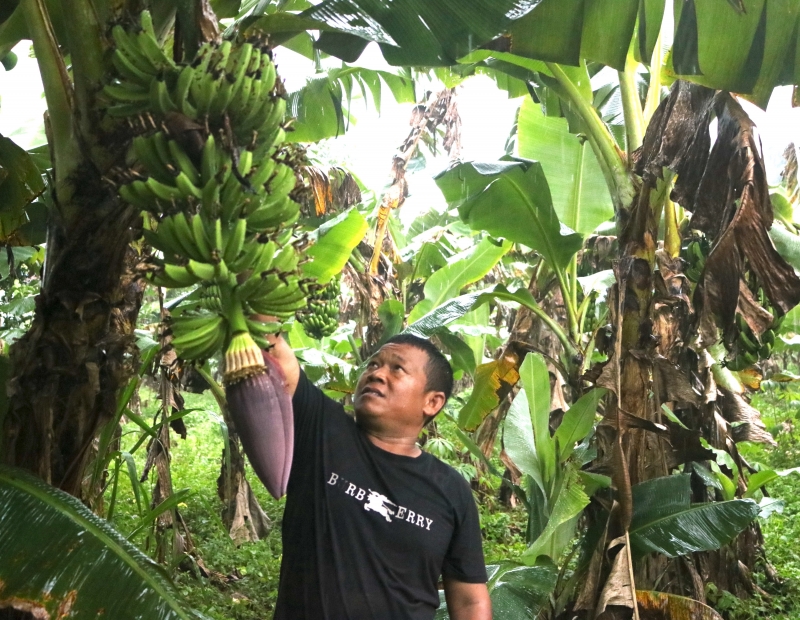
[423,452,474,499]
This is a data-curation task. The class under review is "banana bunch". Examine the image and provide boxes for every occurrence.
[682,238,709,283]
[107,13,313,385]
[105,11,177,117]
[299,278,341,339]
[105,13,287,154]
[725,313,783,370]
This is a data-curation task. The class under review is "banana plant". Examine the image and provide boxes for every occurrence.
[0,464,208,619]
[503,352,607,564]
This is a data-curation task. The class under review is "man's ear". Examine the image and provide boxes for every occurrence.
[423,391,446,419]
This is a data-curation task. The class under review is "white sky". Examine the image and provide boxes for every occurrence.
[2,38,799,211]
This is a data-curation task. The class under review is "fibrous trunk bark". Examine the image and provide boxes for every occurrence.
[2,190,143,497]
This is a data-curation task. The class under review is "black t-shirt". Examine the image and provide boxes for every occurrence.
[273,371,487,620]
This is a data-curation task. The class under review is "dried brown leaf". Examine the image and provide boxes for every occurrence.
[596,536,636,616]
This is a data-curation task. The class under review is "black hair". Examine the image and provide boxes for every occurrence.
[382,334,454,403]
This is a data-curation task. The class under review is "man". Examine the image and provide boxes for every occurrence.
[265,331,492,619]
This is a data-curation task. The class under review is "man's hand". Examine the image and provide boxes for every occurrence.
[443,579,491,620]
[253,315,300,396]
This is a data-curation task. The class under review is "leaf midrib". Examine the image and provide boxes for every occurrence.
[1,469,192,619]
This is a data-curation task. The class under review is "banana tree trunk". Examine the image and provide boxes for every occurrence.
[0,0,146,497]
[2,222,143,496]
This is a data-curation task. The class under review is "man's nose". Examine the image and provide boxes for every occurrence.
[366,366,387,382]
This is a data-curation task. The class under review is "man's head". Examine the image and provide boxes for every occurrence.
[353,335,453,435]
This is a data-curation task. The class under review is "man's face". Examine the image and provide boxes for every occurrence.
[353,343,445,433]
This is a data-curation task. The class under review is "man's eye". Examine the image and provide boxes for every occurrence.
[393,365,404,372]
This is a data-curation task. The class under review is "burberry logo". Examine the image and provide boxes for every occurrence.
[327,472,433,530]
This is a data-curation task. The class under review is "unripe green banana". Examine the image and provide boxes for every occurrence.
[175,171,203,200]
[201,134,219,184]
[146,177,182,203]
[133,135,175,184]
[187,259,218,282]
[168,139,201,186]
[164,263,201,287]
[150,78,178,115]
[191,214,214,261]
[224,218,247,264]
[172,212,206,261]
[112,49,152,87]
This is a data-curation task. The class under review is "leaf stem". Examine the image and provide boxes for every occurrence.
[643,30,664,125]
[515,293,578,361]
[21,0,78,198]
[62,0,106,145]
[617,53,645,156]
[545,62,635,212]
[568,255,579,341]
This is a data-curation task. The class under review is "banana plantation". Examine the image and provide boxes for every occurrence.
[3,0,800,618]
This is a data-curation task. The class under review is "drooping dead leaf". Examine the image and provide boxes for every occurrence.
[301,165,362,217]
[596,536,636,617]
[653,357,701,406]
[735,280,774,338]
[717,387,776,445]
[635,82,800,340]
[635,590,723,620]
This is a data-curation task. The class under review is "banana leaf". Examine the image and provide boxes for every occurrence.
[516,99,613,236]
[287,66,415,142]
[0,465,206,620]
[404,291,485,338]
[744,466,800,498]
[517,354,556,485]
[458,357,520,431]
[487,561,558,619]
[521,467,589,563]
[769,222,800,272]
[303,207,368,284]
[553,388,606,462]
[629,474,759,558]
[304,0,539,67]
[407,238,510,323]
[673,0,800,106]
[435,561,557,620]
[434,159,583,272]
[0,134,46,242]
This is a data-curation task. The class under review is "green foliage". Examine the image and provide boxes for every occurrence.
[516,98,613,236]
[628,475,759,558]
[0,134,45,241]
[435,159,582,272]
[302,208,368,284]
[0,464,208,620]
[408,238,510,323]
[503,353,605,565]
[288,67,416,142]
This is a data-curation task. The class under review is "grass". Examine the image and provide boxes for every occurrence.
[108,389,286,619]
[105,380,800,620]
[715,384,800,619]
[107,387,528,619]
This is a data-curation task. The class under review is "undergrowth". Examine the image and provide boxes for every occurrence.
[106,379,800,620]
[107,386,527,619]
